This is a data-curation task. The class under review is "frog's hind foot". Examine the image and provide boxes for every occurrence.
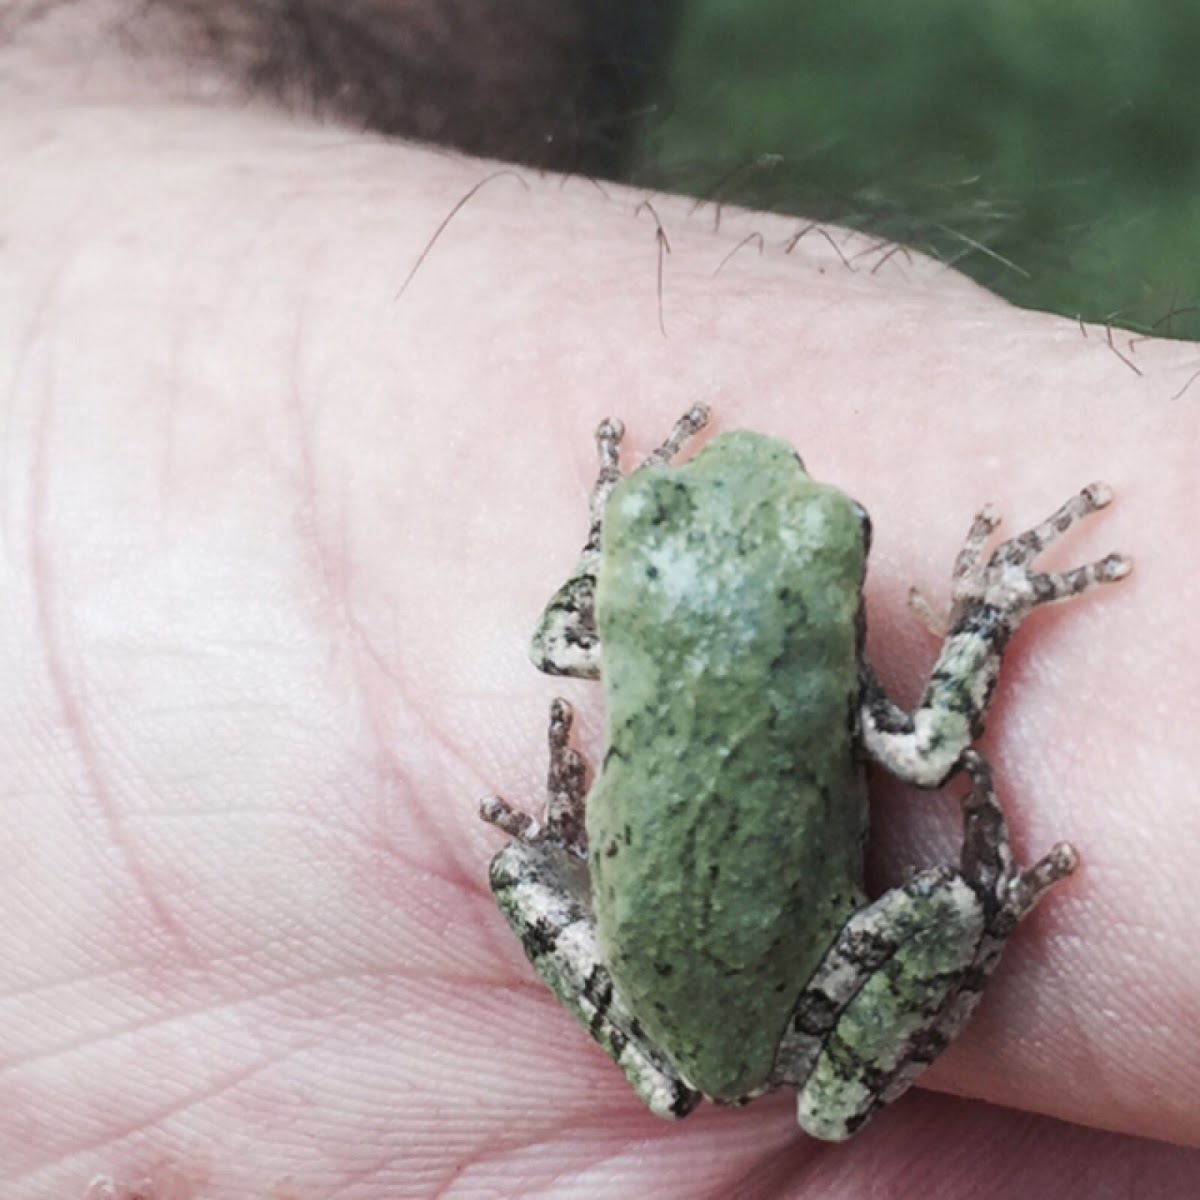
[480,698,588,856]
[957,749,1078,938]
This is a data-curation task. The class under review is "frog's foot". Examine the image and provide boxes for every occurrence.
[533,406,712,677]
[907,585,949,638]
[584,417,627,550]
[480,698,588,856]
[586,408,710,545]
[863,483,1131,789]
[774,750,1076,1140]
[956,749,1078,937]
[948,484,1132,627]
[643,403,711,466]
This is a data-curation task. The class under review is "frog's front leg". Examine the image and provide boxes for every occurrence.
[773,752,1074,1141]
[481,699,702,1119]
[862,483,1132,787]
[530,406,710,677]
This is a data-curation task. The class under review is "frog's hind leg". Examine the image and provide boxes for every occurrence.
[861,483,1131,789]
[771,865,985,1140]
[531,406,711,677]
[774,752,1074,1141]
[481,700,701,1119]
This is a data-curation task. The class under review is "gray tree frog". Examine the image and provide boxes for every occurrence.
[480,406,1129,1140]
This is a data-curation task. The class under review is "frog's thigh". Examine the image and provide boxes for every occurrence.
[489,838,701,1119]
[790,869,987,1141]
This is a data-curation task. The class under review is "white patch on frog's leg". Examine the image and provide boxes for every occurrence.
[529,553,604,678]
[485,835,701,1119]
[774,869,986,1140]
[861,484,1131,789]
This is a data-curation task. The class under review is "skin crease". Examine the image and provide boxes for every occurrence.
[2,21,1200,1200]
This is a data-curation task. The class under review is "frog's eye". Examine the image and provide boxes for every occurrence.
[853,502,873,554]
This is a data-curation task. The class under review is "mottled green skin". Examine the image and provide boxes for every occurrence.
[588,431,870,1099]
[796,873,984,1140]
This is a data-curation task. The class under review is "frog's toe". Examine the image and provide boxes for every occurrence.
[480,795,539,840]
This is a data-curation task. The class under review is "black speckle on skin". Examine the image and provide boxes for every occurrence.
[671,1082,702,1118]
[974,673,1000,737]
[844,692,859,740]
[858,1062,887,1093]
[487,860,515,896]
[582,966,613,1012]
[521,918,561,960]
[856,505,873,556]
[950,603,1013,655]
[906,1026,949,1063]
[854,596,868,656]
[792,988,839,1034]
[845,1107,873,1136]
[840,926,895,971]
[959,964,989,993]
[653,960,674,977]
[602,743,626,770]
[861,674,914,735]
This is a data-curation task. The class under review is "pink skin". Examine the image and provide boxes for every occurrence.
[3,20,1200,1200]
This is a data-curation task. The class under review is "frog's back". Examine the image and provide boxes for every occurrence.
[589,431,870,1100]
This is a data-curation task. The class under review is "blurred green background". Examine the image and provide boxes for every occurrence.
[631,0,1200,339]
